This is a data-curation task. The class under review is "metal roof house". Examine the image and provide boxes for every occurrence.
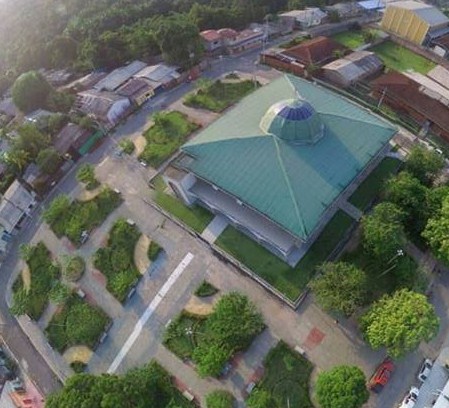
[381,0,449,45]
[280,8,328,28]
[165,75,397,264]
[94,60,147,92]
[0,180,36,234]
[322,51,384,87]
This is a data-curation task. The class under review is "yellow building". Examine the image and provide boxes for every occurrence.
[381,1,449,45]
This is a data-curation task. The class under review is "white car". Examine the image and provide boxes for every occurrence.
[399,387,419,408]
[418,358,433,382]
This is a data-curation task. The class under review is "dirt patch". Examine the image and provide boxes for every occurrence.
[184,294,219,316]
[134,135,147,157]
[77,185,103,202]
[63,345,93,365]
[134,234,151,275]
[21,263,31,292]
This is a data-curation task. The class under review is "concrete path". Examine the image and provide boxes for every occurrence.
[201,215,229,244]
[339,200,364,221]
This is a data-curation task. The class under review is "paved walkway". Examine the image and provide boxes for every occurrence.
[201,215,229,244]
[339,200,364,221]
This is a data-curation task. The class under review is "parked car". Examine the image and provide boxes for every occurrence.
[368,358,395,393]
[417,358,433,382]
[399,386,419,408]
[80,230,89,245]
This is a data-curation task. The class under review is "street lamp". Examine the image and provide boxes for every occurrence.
[378,249,404,277]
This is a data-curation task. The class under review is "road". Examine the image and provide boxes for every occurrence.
[0,44,281,396]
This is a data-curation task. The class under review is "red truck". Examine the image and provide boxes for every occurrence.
[368,358,395,393]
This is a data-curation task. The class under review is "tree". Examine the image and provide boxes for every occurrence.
[361,202,405,261]
[316,366,369,408]
[43,194,71,226]
[10,288,29,317]
[49,282,71,305]
[310,262,367,316]
[76,164,98,190]
[205,292,264,351]
[36,147,61,175]
[423,195,449,264]
[246,389,273,408]
[384,171,429,235]
[12,71,52,113]
[154,14,204,69]
[361,289,439,357]
[12,124,50,160]
[3,149,30,174]
[206,390,235,408]
[405,145,445,186]
[193,342,232,378]
[62,255,86,282]
[47,91,75,113]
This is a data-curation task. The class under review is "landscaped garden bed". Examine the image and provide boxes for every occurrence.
[215,210,354,301]
[184,79,259,112]
[154,191,214,233]
[46,295,110,353]
[139,111,199,167]
[11,243,60,320]
[43,187,122,245]
[93,218,141,302]
[247,341,313,408]
[195,281,218,297]
[164,292,264,378]
[349,157,402,211]
[370,40,436,74]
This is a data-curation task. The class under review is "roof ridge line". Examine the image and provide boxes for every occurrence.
[271,136,309,238]
[319,111,395,130]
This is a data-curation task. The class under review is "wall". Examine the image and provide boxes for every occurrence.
[381,6,428,45]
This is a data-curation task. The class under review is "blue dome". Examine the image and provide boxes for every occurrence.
[260,99,325,144]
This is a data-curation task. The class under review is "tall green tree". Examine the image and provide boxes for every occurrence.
[423,195,449,264]
[361,289,439,357]
[154,14,203,69]
[316,366,369,408]
[384,171,429,235]
[12,71,52,113]
[206,390,235,408]
[36,147,61,175]
[361,202,405,261]
[310,262,367,316]
[405,145,445,186]
[246,389,273,408]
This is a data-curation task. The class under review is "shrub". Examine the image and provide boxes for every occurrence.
[147,240,162,261]
[63,255,85,282]
[76,164,98,190]
[206,390,235,408]
[70,361,87,373]
[195,281,218,297]
[119,139,135,154]
[93,218,140,302]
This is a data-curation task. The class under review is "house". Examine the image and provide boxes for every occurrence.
[381,0,449,45]
[371,71,449,141]
[321,51,383,87]
[282,36,348,67]
[0,98,18,118]
[164,75,397,264]
[116,77,154,106]
[94,60,147,92]
[200,30,224,53]
[222,28,265,55]
[134,64,181,94]
[325,2,363,19]
[0,180,36,234]
[200,28,266,55]
[62,72,108,93]
[53,123,94,159]
[279,8,328,28]
[39,68,73,87]
[75,90,131,128]
[24,109,53,128]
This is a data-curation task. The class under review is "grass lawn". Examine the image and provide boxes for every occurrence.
[46,296,110,353]
[12,243,60,320]
[154,192,214,233]
[254,341,313,408]
[216,210,354,301]
[46,188,122,245]
[93,218,141,302]
[341,243,423,302]
[164,312,208,360]
[370,41,436,74]
[349,157,402,211]
[279,35,310,49]
[184,80,259,112]
[332,30,366,49]
[139,111,198,168]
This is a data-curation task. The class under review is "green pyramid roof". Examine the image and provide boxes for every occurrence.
[179,75,396,240]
